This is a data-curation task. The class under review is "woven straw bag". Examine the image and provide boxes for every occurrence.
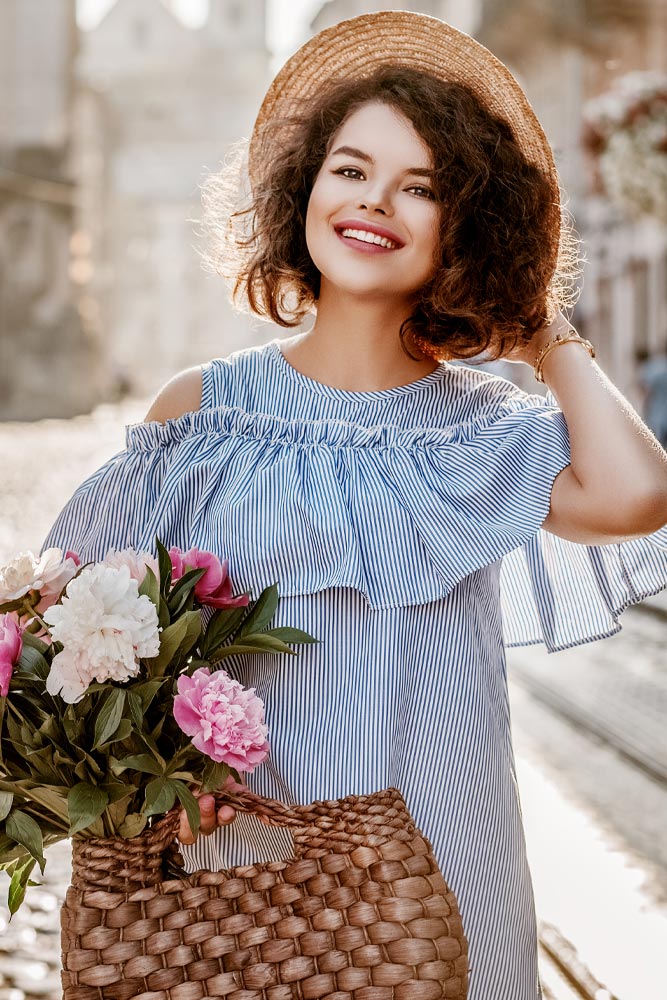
[61,786,469,1000]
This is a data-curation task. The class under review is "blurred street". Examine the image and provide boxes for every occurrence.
[0,400,665,1000]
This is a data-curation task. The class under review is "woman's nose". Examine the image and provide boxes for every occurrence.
[357,186,392,214]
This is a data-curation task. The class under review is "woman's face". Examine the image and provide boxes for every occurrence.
[305,101,441,303]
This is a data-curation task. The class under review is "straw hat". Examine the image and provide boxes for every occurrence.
[248,10,562,275]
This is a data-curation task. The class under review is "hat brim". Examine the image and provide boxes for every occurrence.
[249,11,561,276]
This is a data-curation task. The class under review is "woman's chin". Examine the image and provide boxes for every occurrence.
[319,274,416,302]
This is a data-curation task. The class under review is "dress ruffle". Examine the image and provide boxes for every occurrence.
[41,385,667,654]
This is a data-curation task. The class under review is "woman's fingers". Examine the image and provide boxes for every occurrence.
[175,772,277,842]
[198,794,219,836]
[177,791,237,843]
[177,807,198,845]
[217,803,237,825]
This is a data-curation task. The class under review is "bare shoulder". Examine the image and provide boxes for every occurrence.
[143,366,203,424]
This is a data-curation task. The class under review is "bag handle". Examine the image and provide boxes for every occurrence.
[212,787,340,831]
[210,786,415,840]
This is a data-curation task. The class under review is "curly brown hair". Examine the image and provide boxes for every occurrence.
[201,64,581,362]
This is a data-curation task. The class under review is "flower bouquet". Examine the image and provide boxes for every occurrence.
[583,70,667,223]
[0,540,316,914]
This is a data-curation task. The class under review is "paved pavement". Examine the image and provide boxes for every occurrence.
[0,398,665,1000]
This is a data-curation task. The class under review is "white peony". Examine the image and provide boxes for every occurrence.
[104,548,159,584]
[44,563,160,703]
[0,548,79,603]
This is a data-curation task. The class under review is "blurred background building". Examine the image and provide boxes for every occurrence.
[1,0,666,417]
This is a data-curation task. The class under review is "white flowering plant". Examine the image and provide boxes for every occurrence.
[0,540,316,913]
[583,71,667,222]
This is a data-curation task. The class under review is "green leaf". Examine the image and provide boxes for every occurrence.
[173,782,200,839]
[15,645,49,680]
[127,691,144,730]
[138,564,161,610]
[237,584,279,637]
[167,568,207,617]
[63,707,84,744]
[136,730,166,768]
[93,689,126,750]
[234,634,297,655]
[7,856,37,916]
[18,786,68,827]
[268,627,319,645]
[133,679,167,711]
[200,606,247,658]
[148,611,201,674]
[200,760,230,794]
[67,783,109,837]
[143,777,177,817]
[111,754,163,777]
[157,597,171,631]
[156,538,172,596]
[19,631,52,656]
[109,719,134,747]
[5,811,45,874]
[210,636,296,661]
[118,813,148,838]
[0,791,13,822]
[38,715,64,744]
[98,717,132,748]
[102,782,137,804]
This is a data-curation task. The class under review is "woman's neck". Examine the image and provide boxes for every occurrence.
[279,293,439,393]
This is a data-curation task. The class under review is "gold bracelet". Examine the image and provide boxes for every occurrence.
[534,329,595,383]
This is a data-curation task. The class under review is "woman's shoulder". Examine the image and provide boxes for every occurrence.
[143,366,204,425]
[142,342,273,425]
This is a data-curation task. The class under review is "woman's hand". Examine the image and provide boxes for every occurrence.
[177,772,271,845]
[177,773,244,845]
[502,311,572,367]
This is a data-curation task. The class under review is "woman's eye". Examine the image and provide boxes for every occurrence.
[333,167,364,179]
[409,186,435,199]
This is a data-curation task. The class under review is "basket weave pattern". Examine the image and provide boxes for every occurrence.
[61,788,469,1000]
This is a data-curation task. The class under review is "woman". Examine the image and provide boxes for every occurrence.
[42,13,667,999]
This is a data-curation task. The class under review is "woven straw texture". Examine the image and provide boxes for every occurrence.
[61,787,469,1000]
[247,11,561,277]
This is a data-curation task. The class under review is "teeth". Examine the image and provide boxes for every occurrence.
[340,228,398,249]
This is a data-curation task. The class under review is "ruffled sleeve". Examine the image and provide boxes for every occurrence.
[388,382,667,652]
[39,432,183,563]
[500,506,667,652]
[39,372,667,655]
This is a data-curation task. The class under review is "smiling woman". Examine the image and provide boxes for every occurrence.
[39,11,667,1000]
[203,63,579,371]
[302,103,443,366]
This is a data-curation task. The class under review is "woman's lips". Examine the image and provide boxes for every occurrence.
[334,230,402,254]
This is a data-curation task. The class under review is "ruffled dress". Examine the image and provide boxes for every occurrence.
[42,339,667,1000]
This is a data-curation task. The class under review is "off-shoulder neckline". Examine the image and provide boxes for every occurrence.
[268,339,450,400]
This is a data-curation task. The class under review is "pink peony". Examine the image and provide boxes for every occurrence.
[169,547,249,609]
[0,613,23,697]
[173,667,269,770]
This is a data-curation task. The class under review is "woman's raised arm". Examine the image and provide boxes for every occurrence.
[511,314,667,545]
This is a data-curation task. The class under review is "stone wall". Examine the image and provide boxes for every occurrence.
[0,0,102,420]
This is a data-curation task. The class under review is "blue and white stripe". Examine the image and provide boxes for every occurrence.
[42,338,667,1000]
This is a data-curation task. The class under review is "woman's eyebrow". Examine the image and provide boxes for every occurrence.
[330,145,435,177]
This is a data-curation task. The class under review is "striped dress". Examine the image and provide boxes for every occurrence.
[42,339,667,1000]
